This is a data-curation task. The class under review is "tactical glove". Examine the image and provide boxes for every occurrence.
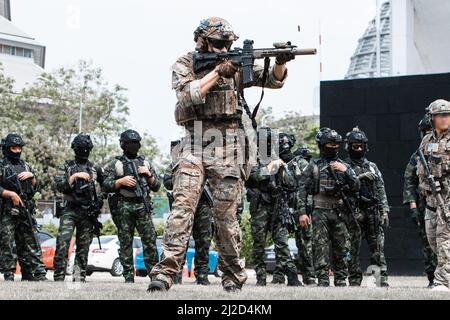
[217,60,239,78]
[275,52,295,65]
[409,208,419,226]
[358,172,377,182]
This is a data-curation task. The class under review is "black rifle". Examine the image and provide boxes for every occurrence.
[270,165,298,233]
[124,159,152,214]
[193,40,316,85]
[4,171,40,249]
[202,184,214,208]
[417,149,447,224]
[79,179,103,249]
[326,165,360,227]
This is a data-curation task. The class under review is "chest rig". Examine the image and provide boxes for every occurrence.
[115,155,147,198]
[64,160,96,204]
[1,159,34,200]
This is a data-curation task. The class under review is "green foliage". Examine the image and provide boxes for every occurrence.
[101,219,118,236]
[0,60,160,200]
[41,222,59,237]
[240,211,254,267]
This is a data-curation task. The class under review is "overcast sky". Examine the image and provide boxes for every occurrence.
[11,0,377,154]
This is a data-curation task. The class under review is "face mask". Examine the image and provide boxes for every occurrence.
[279,144,294,162]
[123,142,141,159]
[5,149,21,161]
[321,147,339,160]
[349,149,365,160]
[74,148,91,162]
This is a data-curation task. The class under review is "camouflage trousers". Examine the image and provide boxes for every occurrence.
[424,196,450,287]
[312,208,348,286]
[295,224,315,282]
[0,211,46,280]
[150,136,247,289]
[116,200,158,280]
[417,209,437,277]
[53,207,94,281]
[347,208,388,285]
[173,197,213,283]
[250,202,297,281]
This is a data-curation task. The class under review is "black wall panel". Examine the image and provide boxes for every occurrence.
[320,72,450,275]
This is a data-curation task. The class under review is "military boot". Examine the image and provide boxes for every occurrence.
[148,279,168,292]
[223,282,242,293]
[427,273,435,288]
[271,277,285,284]
[3,273,14,281]
[20,273,35,282]
[256,277,267,287]
[286,270,303,287]
[196,276,210,286]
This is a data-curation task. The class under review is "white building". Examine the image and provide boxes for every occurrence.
[346,0,450,79]
[0,0,46,90]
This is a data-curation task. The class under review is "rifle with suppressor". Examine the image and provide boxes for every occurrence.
[417,149,447,224]
[193,40,316,85]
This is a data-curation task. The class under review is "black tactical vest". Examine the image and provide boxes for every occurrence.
[1,159,34,200]
[64,160,95,204]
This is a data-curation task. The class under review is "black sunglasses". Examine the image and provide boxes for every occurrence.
[208,39,232,50]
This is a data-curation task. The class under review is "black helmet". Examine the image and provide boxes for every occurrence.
[4,133,25,148]
[120,129,142,144]
[344,127,368,152]
[418,113,432,137]
[279,133,296,149]
[71,133,93,151]
[315,128,342,146]
[295,147,312,160]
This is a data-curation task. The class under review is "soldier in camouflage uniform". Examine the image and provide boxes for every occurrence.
[416,99,450,291]
[271,140,315,285]
[103,130,160,283]
[164,140,213,286]
[246,129,302,287]
[53,134,104,282]
[298,128,360,287]
[344,127,390,287]
[149,17,293,292]
[403,114,437,288]
[0,133,47,282]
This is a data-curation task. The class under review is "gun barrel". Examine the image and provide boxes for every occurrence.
[253,47,317,59]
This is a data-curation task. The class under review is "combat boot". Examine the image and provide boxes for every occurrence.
[3,273,14,281]
[334,280,347,287]
[256,277,267,287]
[223,282,242,293]
[303,278,317,286]
[148,279,168,292]
[196,276,210,286]
[271,277,285,284]
[427,273,435,288]
[286,270,303,287]
[20,273,35,282]
[124,277,135,283]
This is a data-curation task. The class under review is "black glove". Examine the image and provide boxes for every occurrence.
[358,172,377,182]
[275,52,295,65]
[217,60,239,78]
[409,208,419,225]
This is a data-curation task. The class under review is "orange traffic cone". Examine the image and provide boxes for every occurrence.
[15,262,21,275]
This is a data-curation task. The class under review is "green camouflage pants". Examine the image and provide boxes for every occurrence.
[116,200,158,280]
[344,213,363,285]
[417,206,437,277]
[250,202,297,281]
[192,198,212,280]
[0,212,46,279]
[295,225,315,282]
[312,208,348,286]
[53,207,94,280]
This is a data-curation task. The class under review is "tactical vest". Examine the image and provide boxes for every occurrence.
[417,131,450,194]
[174,53,242,125]
[63,160,96,204]
[1,159,34,200]
[311,159,346,197]
[349,159,377,199]
[114,155,148,198]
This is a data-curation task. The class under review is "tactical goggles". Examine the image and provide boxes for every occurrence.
[351,143,364,151]
[208,39,233,50]
[324,143,340,149]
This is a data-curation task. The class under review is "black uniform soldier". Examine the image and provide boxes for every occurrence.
[298,128,360,287]
[53,133,104,282]
[403,114,437,287]
[344,127,390,287]
[0,133,47,281]
[103,130,160,283]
